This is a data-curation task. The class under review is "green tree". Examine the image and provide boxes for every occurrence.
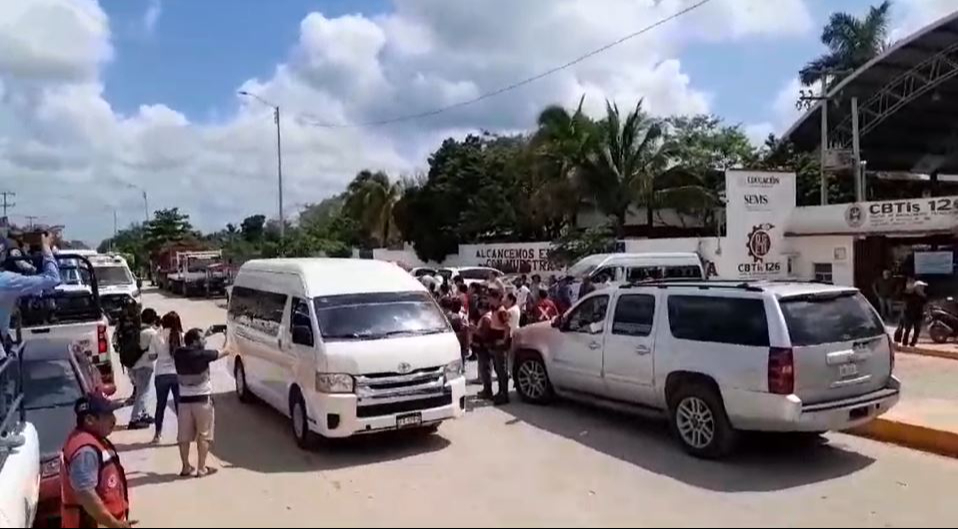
[529,98,596,234]
[343,170,402,247]
[145,208,192,251]
[800,1,892,87]
[582,100,669,235]
[240,215,267,242]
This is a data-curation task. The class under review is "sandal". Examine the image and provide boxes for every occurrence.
[179,467,195,477]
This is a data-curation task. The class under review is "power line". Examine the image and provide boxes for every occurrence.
[299,0,714,129]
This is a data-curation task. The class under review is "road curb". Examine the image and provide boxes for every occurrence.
[896,345,958,361]
[848,418,958,458]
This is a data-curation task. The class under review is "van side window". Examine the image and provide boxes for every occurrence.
[565,295,609,333]
[290,297,314,347]
[664,265,703,279]
[612,295,655,337]
[667,295,769,347]
[627,266,662,282]
[228,286,287,337]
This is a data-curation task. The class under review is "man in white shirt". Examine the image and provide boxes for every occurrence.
[505,292,521,332]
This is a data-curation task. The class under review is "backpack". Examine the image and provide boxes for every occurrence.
[118,322,147,369]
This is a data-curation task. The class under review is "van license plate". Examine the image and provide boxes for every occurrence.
[839,363,859,379]
[397,413,422,429]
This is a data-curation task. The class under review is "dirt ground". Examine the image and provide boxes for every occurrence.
[105,290,958,527]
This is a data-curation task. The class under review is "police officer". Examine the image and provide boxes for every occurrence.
[60,395,133,529]
[0,231,60,357]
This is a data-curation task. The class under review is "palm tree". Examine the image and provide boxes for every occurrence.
[529,97,596,233]
[582,100,670,235]
[343,170,402,247]
[800,1,892,87]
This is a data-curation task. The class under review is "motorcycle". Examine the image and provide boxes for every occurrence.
[926,297,958,344]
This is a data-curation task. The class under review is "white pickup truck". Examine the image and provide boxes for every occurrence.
[0,350,40,529]
[14,255,116,393]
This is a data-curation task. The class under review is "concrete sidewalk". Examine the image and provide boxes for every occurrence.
[851,352,958,457]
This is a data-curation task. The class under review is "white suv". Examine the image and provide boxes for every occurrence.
[511,280,900,458]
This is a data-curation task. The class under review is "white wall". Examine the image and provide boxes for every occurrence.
[782,235,856,286]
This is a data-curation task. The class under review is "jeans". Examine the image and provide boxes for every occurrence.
[154,374,180,435]
[478,345,509,396]
[877,297,894,320]
[129,367,154,421]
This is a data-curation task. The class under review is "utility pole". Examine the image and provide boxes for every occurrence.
[238,91,285,251]
[24,215,39,229]
[0,191,15,219]
[112,209,118,253]
[796,69,852,205]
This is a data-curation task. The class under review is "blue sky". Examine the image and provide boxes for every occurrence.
[2,0,953,243]
[98,0,879,130]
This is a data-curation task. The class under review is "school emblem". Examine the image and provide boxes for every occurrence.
[746,224,774,263]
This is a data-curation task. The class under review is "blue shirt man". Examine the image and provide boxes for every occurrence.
[0,234,61,357]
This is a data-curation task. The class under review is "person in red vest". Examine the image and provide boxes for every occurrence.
[60,394,132,528]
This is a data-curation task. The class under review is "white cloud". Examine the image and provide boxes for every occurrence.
[143,0,161,35]
[0,0,111,82]
[0,0,817,243]
[892,0,957,41]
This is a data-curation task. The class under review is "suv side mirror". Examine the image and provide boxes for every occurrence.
[292,325,314,347]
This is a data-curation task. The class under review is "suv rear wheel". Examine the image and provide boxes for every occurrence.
[669,382,738,459]
[514,353,554,404]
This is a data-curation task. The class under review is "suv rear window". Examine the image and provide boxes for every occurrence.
[780,292,884,346]
[668,295,769,347]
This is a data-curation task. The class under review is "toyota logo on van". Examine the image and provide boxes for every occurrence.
[398,362,413,374]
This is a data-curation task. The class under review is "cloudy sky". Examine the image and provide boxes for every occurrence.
[0,0,954,244]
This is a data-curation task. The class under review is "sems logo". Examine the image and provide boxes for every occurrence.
[744,194,769,206]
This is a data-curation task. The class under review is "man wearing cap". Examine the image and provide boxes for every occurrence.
[0,232,61,357]
[60,395,131,528]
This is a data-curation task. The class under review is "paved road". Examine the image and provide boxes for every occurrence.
[109,290,958,527]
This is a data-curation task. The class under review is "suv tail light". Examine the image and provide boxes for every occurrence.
[768,347,794,395]
[97,324,108,354]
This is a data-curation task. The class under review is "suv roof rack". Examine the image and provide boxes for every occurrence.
[621,279,765,292]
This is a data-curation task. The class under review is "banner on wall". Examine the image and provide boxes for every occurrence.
[915,251,954,275]
[789,196,958,235]
[725,170,796,280]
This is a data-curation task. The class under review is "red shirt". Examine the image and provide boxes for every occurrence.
[534,299,559,322]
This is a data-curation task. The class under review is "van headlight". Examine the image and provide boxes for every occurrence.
[444,359,464,381]
[315,373,355,394]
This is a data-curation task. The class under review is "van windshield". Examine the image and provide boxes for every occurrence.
[780,292,885,346]
[94,266,132,286]
[314,291,450,341]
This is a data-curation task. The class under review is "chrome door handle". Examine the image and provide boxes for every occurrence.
[589,342,601,350]
[636,345,651,355]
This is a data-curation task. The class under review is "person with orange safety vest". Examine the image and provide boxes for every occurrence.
[60,394,133,528]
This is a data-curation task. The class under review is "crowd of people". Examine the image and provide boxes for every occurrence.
[422,273,562,405]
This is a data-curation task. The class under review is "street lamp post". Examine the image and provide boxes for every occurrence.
[124,183,150,224]
[238,91,285,248]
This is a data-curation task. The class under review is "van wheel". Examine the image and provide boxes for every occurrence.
[234,361,253,404]
[514,353,554,404]
[290,394,315,450]
[669,383,738,459]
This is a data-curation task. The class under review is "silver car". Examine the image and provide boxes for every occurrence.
[511,280,900,458]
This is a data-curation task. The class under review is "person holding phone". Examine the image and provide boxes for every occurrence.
[0,231,61,357]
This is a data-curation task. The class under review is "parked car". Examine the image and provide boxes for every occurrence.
[227,259,466,448]
[21,339,114,525]
[511,280,900,458]
[438,266,502,286]
[566,252,706,283]
[0,349,40,529]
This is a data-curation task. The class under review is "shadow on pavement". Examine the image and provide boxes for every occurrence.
[209,392,451,474]
[499,396,876,493]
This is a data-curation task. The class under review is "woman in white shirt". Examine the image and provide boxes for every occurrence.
[152,311,184,444]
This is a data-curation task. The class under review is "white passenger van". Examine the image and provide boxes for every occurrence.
[567,253,706,282]
[227,259,466,447]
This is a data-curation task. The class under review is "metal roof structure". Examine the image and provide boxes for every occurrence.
[783,10,958,175]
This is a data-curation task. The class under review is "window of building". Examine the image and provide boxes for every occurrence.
[813,263,833,284]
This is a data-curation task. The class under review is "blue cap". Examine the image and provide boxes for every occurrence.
[74,394,123,417]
